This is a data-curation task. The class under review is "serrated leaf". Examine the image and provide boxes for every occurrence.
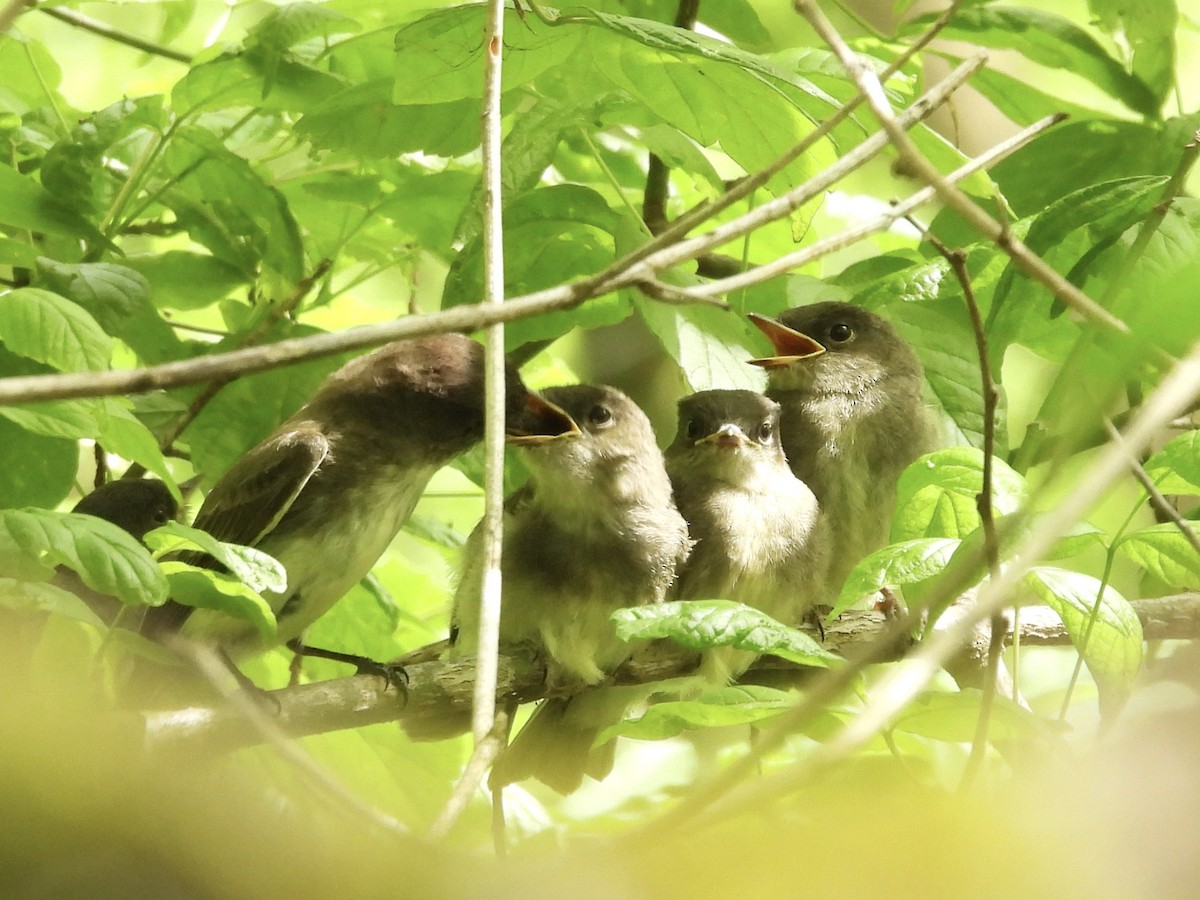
[162,563,276,638]
[0,509,168,608]
[1116,524,1200,590]
[831,537,960,620]
[1023,566,1142,718]
[612,600,840,667]
[601,684,796,741]
[146,522,287,595]
[892,448,1027,542]
[0,287,112,372]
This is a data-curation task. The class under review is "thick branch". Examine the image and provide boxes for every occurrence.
[140,595,1200,754]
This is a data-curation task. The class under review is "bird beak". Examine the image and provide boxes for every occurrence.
[746,313,826,369]
[698,423,750,449]
[506,392,580,445]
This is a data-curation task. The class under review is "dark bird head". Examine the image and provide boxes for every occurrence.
[667,389,787,483]
[748,301,923,396]
[72,478,179,540]
[308,333,547,460]
[514,384,673,507]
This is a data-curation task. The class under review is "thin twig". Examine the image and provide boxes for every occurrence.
[794,0,1134,340]
[471,0,508,757]
[39,6,193,63]
[428,709,510,840]
[1105,420,1200,556]
[0,0,35,36]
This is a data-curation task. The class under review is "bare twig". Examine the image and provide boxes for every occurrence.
[0,0,35,36]
[1105,420,1200,556]
[39,5,193,63]
[428,709,510,839]
[794,0,1133,340]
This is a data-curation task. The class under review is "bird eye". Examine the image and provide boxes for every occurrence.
[828,322,853,343]
[588,404,613,427]
[757,421,773,442]
[684,419,701,440]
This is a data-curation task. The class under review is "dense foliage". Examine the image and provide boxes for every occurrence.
[2,0,1198,893]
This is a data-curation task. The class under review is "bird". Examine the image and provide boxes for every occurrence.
[142,333,550,670]
[65,478,180,623]
[451,383,691,793]
[748,302,934,595]
[665,389,829,684]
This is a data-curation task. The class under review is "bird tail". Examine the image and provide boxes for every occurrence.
[490,687,646,795]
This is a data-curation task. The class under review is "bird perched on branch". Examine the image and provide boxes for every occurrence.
[749,302,934,595]
[451,383,691,793]
[142,333,553,671]
[666,389,828,684]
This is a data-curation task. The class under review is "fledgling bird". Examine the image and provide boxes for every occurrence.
[749,302,935,594]
[666,390,829,684]
[142,333,548,665]
[451,384,691,793]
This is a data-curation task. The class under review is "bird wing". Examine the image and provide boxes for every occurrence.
[141,425,329,637]
[192,425,330,549]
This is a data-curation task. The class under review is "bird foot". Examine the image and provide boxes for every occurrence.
[286,639,409,699]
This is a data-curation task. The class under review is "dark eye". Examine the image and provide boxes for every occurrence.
[684,419,701,440]
[828,322,853,343]
[588,404,613,427]
[756,421,773,442]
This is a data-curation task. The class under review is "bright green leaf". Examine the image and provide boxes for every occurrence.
[892,448,1027,542]
[831,537,961,620]
[0,287,112,372]
[162,562,277,638]
[1116,524,1200,590]
[601,684,797,741]
[146,522,288,595]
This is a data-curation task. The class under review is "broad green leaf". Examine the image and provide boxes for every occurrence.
[1144,430,1200,495]
[831,537,960,620]
[124,251,250,312]
[0,576,104,626]
[0,287,112,372]
[0,398,108,440]
[0,33,64,112]
[1023,566,1142,718]
[392,7,581,104]
[162,563,276,638]
[0,417,76,508]
[612,600,840,667]
[907,6,1158,117]
[1088,0,1177,106]
[98,405,176,488]
[146,522,288,595]
[35,258,183,364]
[0,237,37,268]
[637,300,766,393]
[890,690,1049,743]
[171,52,343,115]
[892,448,1027,542]
[0,164,100,240]
[0,509,168,608]
[601,684,797,741]
[935,56,1109,125]
[1116,524,1200,591]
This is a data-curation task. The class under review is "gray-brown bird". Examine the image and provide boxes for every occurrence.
[451,383,691,792]
[749,302,934,594]
[666,389,829,684]
[143,333,551,666]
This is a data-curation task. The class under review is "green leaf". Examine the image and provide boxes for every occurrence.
[892,448,1027,542]
[831,537,960,620]
[0,164,101,241]
[392,7,581,105]
[146,522,288,595]
[1116,524,1200,591]
[1089,0,1177,106]
[1144,430,1200,495]
[612,600,841,667]
[0,287,112,372]
[890,690,1050,743]
[935,55,1110,125]
[0,508,168,608]
[1022,566,1142,718]
[0,576,104,626]
[98,405,176,488]
[0,417,76,508]
[907,6,1159,117]
[601,684,797,741]
[162,563,276,638]
[123,251,248,312]
[35,258,183,364]
[637,300,766,393]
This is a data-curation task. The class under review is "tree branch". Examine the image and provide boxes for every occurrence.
[39,6,193,64]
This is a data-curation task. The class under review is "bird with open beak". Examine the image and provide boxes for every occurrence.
[666,389,829,684]
[748,302,934,595]
[142,333,555,675]
[451,383,691,793]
